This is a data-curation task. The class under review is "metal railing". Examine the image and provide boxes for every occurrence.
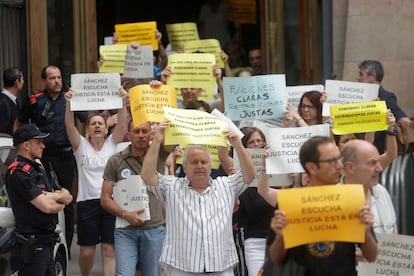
[380,153,414,235]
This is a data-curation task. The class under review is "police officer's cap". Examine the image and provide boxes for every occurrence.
[13,124,50,146]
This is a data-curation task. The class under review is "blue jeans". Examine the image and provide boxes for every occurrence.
[114,225,166,276]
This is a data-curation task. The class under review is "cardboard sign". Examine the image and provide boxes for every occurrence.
[113,175,150,228]
[182,39,224,68]
[167,53,216,101]
[265,125,331,174]
[226,0,257,24]
[99,44,128,73]
[165,22,199,51]
[331,101,388,135]
[223,74,287,121]
[114,21,158,50]
[325,80,379,105]
[278,184,365,249]
[358,233,414,276]
[129,84,177,126]
[233,148,292,187]
[70,73,122,111]
[163,107,228,146]
[123,44,154,79]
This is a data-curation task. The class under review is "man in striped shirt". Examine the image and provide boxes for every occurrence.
[142,121,256,275]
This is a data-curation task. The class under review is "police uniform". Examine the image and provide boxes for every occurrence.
[18,88,88,252]
[6,156,57,275]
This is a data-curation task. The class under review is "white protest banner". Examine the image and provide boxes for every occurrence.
[286,84,324,109]
[123,44,154,79]
[116,142,131,153]
[358,263,412,276]
[358,233,414,276]
[211,108,244,139]
[0,135,13,164]
[252,119,285,131]
[233,148,292,187]
[70,73,122,111]
[266,124,330,174]
[113,175,150,228]
[0,136,13,148]
[223,74,287,121]
[325,80,379,105]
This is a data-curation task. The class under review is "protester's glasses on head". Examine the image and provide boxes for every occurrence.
[315,156,342,166]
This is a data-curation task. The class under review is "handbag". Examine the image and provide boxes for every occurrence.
[395,121,414,153]
[259,252,305,276]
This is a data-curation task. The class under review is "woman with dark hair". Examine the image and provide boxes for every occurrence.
[283,90,325,127]
[234,127,275,276]
[240,127,266,148]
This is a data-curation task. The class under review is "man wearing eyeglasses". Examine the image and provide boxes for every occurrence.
[267,136,377,276]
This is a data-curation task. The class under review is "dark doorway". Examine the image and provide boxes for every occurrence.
[96,0,261,68]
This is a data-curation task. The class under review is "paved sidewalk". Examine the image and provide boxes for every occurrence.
[67,234,102,275]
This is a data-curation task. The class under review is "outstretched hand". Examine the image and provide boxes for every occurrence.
[153,121,169,144]
[223,130,242,148]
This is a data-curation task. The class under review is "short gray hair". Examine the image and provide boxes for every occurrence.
[358,60,384,82]
[182,145,212,166]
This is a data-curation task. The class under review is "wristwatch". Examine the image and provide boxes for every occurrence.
[385,126,397,136]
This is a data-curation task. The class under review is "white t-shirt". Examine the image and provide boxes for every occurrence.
[74,135,116,202]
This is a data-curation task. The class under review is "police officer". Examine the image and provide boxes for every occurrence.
[6,124,73,275]
[16,65,88,254]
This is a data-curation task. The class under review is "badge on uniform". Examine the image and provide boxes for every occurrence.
[121,168,131,178]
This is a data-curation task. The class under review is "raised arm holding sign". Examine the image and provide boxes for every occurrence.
[141,121,255,274]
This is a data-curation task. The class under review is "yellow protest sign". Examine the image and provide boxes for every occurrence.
[226,0,257,24]
[278,184,365,249]
[129,84,177,127]
[331,101,388,135]
[167,53,216,102]
[165,22,199,51]
[163,107,228,146]
[114,21,158,50]
[182,39,224,68]
[99,44,128,73]
[176,144,221,169]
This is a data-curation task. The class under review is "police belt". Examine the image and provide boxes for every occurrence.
[43,146,72,156]
[20,232,57,245]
